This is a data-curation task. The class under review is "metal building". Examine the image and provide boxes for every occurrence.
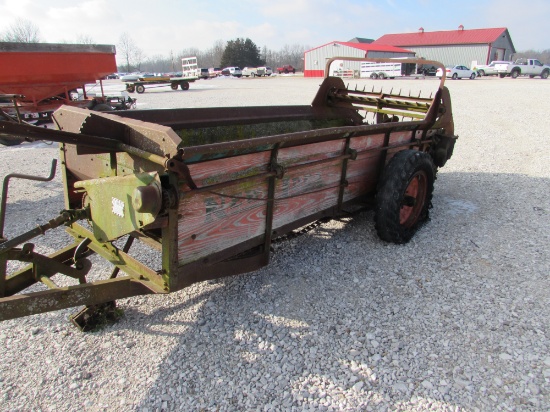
[303,41,415,77]
[373,26,516,68]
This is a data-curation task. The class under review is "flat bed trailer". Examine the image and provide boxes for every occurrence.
[124,76,196,94]
[0,57,456,330]
[124,56,200,94]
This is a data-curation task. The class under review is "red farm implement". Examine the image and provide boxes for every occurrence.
[0,42,134,144]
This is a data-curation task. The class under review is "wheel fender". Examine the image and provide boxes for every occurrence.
[432,134,457,167]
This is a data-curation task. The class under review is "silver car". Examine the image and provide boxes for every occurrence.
[224,67,242,77]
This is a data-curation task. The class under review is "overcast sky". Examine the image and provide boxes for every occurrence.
[1,0,547,62]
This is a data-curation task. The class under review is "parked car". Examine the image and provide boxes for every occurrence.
[242,67,257,77]
[208,67,222,77]
[436,65,476,79]
[475,61,512,77]
[223,67,242,77]
[418,65,437,76]
[242,67,268,77]
[495,58,550,79]
[277,65,296,74]
[242,67,265,77]
[198,68,210,79]
[257,66,273,76]
[120,73,140,81]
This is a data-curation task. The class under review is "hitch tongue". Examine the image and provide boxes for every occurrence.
[0,209,88,254]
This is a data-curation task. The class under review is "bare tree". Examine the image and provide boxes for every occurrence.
[210,40,225,66]
[2,18,41,42]
[118,32,145,72]
[271,43,309,70]
[76,34,95,45]
[133,47,145,71]
[117,38,310,73]
[514,49,550,65]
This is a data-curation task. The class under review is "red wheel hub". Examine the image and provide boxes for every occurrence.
[400,171,427,227]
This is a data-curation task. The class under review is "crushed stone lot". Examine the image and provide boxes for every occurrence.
[0,75,549,411]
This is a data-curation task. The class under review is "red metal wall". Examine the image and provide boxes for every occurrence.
[304,70,325,78]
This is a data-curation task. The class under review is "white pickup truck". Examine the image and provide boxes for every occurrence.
[495,58,550,79]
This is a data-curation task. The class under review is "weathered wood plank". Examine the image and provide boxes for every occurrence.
[278,139,345,166]
[177,130,415,265]
[186,151,271,187]
[272,160,342,229]
[177,175,269,264]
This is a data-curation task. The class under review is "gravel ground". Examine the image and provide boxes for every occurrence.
[0,74,549,411]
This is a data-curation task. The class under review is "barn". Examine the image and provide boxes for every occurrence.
[373,26,516,68]
[303,41,415,77]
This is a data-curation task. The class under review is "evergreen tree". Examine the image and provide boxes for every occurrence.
[221,38,263,67]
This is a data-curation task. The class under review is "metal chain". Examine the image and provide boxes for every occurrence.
[272,217,332,244]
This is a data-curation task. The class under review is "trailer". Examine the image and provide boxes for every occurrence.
[123,75,196,94]
[123,56,199,93]
[0,57,456,330]
[0,42,135,144]
[361,60,418,79]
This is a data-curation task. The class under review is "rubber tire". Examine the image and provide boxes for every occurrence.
[126,84,135,93]
[136,85,145,94]
[170,83,178,90]
[370,73,378,79]
[452,73,458,80]
[541,70,549,79]
[92,103,113,112]
[378,73,385,79]
[375,150,435,244]
[478,70,485,77]
[180,82,189,90]
[499,73,506,78]
[511,70,519,79]
[470,73,476,79]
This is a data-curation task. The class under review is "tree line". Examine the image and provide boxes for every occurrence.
[0,18,307,73]
[117,34,307,74]
[3,18,550,71]
[512,50,550,65]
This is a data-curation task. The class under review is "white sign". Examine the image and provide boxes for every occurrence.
[112,197,125,217]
